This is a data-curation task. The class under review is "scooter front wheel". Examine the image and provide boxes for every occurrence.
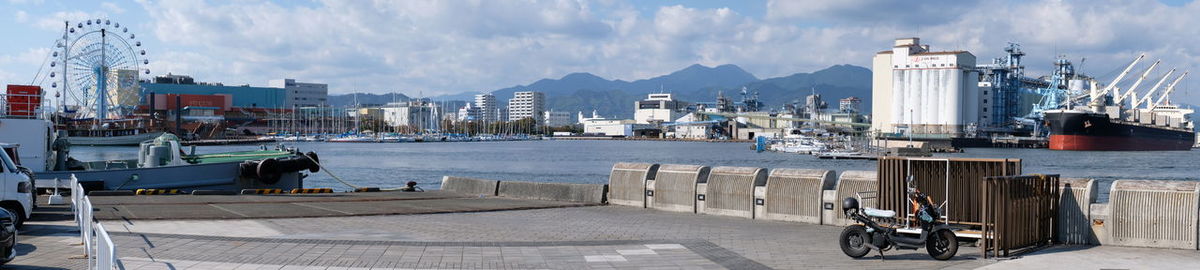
[839,225,871,258]
[926,229,959,260]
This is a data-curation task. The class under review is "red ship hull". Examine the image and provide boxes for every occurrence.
[1049,134,1192,151]
[1045,110,1194,151]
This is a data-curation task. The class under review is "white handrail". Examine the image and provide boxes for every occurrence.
[70,173,122,270]
[95,223,116,270]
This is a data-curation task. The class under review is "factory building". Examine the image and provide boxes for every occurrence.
[142,75,287,110]
[508,91,545,122]
[269,79,328,107]
[634,93,688,124]
[871,37,980,136]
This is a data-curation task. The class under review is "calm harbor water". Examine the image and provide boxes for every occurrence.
[70,140,1200,201]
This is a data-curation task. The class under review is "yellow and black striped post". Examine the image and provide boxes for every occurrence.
[135,189,181,195]
[240,189,284,195]
[290,188,334,194]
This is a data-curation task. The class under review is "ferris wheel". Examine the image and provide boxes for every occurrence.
[46,18,150,120]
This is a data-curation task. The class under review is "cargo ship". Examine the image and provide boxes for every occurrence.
[1041,54,1194,151]
[1045,109,1194,151]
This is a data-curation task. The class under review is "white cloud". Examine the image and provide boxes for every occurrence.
[101,2,125,14]
[109,0,1200,106]
[13,10,27,23]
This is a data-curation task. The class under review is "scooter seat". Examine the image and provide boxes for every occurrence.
[863,207,896,218]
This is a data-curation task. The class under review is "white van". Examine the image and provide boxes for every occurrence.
[0,143,33,227]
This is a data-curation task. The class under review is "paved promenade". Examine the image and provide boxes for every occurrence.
[9,199,1200,269]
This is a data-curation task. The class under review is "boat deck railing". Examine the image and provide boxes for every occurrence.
[0,92,50,120]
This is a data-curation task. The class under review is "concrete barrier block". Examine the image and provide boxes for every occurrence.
[753,186,766,219]
[833,170,878,226]
[441,176,499,196]
[700,166,767,219]
[607,163,659,208]
[497,181,607,204]
[649,164,710,213]
[822,190,837,226]
[1108,180,1199,250]
[696,183,708,213]
[645,179,656,207]
[760,168,835,224]
[1058,178,1098,245]
[1090,203,1111,245]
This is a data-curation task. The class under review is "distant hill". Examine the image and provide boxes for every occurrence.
[327,93,411,107]
[329,64,873,118]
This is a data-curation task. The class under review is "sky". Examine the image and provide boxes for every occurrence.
[1,0,1199,104]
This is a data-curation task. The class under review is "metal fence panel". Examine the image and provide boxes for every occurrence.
[702,166,767,218]
[762,168,835,224]
[607,163,659,207]
[879,157,1021,225]
[1108,180,1200,250]
[982,175,1059,257]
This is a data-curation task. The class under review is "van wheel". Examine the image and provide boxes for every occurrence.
[1,206,24,229]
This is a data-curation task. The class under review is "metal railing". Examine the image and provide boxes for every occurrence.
[981,174,1060,258]
[71,174,122,269]
[0,92,47,119]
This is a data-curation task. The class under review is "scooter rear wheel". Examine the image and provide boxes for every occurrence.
[926,229,958,260]
[839,225,871,258]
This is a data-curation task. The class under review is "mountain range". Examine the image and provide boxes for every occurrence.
[329,64,872,118]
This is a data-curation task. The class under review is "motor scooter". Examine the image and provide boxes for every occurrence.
[839,177,959,260]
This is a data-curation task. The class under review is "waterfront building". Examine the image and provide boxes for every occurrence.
[457,103,482,121]
[543,110,574,127]
[871,37,980,136]
[508,91,545,122]
[382,101,441,131]
[839,97,862,113]
[269,79,328,108]
[634,93,688,124]
[583,119,637,136]
[142,75,286,110]
[474,94,498,122]
[670,113,718,139]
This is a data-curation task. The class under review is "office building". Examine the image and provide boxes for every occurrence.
[269,79,328,107]
[507,91,545,122]
[474,94,497,122]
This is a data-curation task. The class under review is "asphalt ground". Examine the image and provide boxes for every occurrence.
[88,190,591,220]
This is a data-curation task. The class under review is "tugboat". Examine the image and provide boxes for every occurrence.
[1,91,320,192]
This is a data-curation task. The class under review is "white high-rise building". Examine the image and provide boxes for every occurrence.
[474,94,497,122]
[871,37,979,136]
[269,79,328,107]
[508,91,545,122]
